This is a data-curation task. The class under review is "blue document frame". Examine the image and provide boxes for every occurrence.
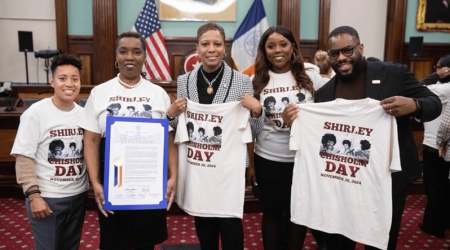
[103,116,168,210]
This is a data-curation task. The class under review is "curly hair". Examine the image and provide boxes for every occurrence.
[50,54,82,76]
[321,133,336,147]
[253,26,314,100]
[49,139,65,152]
[213,126,222,136]
[263,96,276,109]
[360,140,371,150]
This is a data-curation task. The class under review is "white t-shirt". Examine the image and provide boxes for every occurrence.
[290,98,401,249]
[175,100,252,218]
[11,98,88,198]
[78,76,173,136]
[423,82,450,149]
[255,70,322,162]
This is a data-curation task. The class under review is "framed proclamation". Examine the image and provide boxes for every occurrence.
[103,116,169,210]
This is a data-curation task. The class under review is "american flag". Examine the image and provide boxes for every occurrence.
[132,0,172,81]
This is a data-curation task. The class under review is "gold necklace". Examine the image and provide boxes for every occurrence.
[117,73,142,89]
[200,65,224,95]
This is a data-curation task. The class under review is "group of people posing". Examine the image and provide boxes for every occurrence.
[11,21,446,250]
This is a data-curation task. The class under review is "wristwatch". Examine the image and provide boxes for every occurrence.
[413,98,421,112]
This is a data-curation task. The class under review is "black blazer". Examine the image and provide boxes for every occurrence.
[315,60,442,194]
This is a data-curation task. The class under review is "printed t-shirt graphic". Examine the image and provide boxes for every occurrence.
[261,70,315,133]
[255,70,319,163]
[78,76,173,138]
[289,98,401,250]
[11,98,88,198]
[175,100,252,218]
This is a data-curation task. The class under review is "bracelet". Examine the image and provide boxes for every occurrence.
[26,189,41,197]
[166,112,175,121]
[28,195,42,202]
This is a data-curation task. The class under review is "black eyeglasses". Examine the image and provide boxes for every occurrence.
[434,65,442,69]
[327,43,360,60]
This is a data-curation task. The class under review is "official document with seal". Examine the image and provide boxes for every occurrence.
[103,116,168,210]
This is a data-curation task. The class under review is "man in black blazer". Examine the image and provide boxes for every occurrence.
[296,26,441,250]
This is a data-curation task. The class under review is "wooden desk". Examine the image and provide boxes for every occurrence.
[0,107,24,162]
[0,106,23,190]
[0,106,26,117]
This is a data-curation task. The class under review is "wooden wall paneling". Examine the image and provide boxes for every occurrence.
[79,55,92,86]
[0,130,17,162]
[410,59,432,81]
[92,0,118,85]
[402,43,450,79]
[277,0,300,44]
[164,37,233,80]
[384,0,407,63]
[173,53,186,77]
[68,36,94,86]
[318,0,331,51]
[299,40,320,63]
[12,85,93,103]
[165,37,197,80]
[55,0,68,53]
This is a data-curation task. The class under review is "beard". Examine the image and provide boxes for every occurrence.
[332,55,365,80]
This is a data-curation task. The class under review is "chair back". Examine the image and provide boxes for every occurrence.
[21,98,41,108]
[0,97,19,107]
[78,98,88,107]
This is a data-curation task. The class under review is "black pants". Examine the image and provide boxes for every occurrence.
[421,145,450,237]
[313,187,408,250]
[254,154,299,250]
[194,216,243,250]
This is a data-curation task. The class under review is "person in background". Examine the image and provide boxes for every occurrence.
[11,54,88,250]
[241,26,323,250]
[166,22,263,250]
[419,54,450,239]
[437,101,450,162]
[313,50,333,84]
[421,57,450,85]
[78,31,177,250]
[283,25,441,250]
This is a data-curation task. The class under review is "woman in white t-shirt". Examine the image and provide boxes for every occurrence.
[11,54,88,250]
[241,26,323,250]
[78,31,177,250]
[166,22,263,250]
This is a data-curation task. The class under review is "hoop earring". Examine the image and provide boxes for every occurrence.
[291,53,296,61]
[115,61,119,68]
